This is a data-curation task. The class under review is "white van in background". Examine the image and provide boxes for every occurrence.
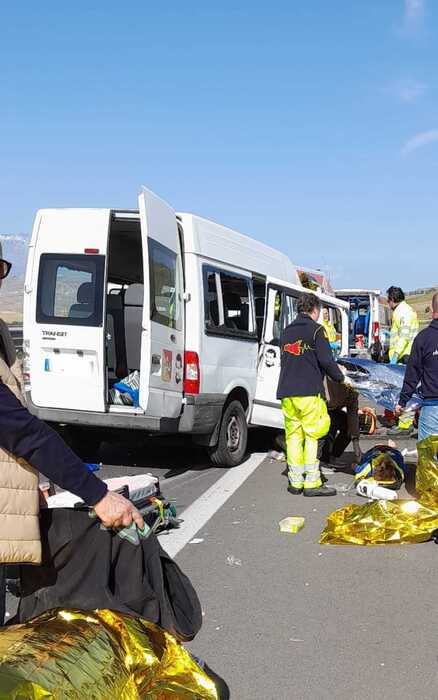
[335,289,391,360]
[23,187,349,466]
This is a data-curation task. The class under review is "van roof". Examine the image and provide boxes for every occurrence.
[335,289,382,296]
[178,213,300,285]
[32,208,300,286]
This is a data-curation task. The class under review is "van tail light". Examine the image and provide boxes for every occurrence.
[184,351,200,394]
[372,321,380,341]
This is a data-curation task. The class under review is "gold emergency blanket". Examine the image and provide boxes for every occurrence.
[320,435,438,546]
[0,608,218,699]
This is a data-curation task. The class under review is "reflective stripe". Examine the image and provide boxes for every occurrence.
[304,465,322,488]
[288,465,305,488]
[355,464,371,480]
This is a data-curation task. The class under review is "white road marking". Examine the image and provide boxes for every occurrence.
[161,452,265,558]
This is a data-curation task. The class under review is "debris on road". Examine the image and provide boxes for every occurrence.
[268,450,286,462]
[226,555,242,566]
[356,481,398,501]
[279,516,305,534]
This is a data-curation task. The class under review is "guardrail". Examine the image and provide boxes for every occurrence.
[8,325,23,355]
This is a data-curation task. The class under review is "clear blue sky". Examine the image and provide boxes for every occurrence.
[1,0,437,289]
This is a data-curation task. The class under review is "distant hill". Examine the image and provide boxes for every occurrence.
[0,234,29,323]
[0,234,29,277]
[407,288,438,329]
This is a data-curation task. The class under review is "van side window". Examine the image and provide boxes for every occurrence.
[266,289,298,345]
[148,238,182,330]
[283,294,298,330]
[36,254,105,326]
[203,266,256,340]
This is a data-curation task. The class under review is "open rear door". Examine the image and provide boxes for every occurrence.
[138,187,184,418]
[28,208,110,412]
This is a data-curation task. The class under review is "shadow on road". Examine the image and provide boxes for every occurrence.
[70,428,279,479]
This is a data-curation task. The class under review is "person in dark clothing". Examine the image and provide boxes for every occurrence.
[321,408,350,465]
[321,378,362,465]
[277,292,345,496]
[0,254,143,623]
[396,292,438,442]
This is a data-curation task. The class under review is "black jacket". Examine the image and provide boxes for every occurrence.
[17,508,202,642]
[0,382,107,506]
[277,313,344,399]
[399,318,438,408]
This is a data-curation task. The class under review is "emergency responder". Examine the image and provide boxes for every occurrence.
[321,377,362,465]
[387,286,419,365]
[322,308,337,344]
[386,286,419,436]
[277,292,346,496]
[395,291,438,441]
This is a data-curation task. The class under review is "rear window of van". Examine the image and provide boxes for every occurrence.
[36,254,105,326]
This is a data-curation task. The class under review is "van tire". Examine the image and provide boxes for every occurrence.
[208,400,248,467]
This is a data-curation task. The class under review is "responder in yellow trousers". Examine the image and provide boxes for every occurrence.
[277,292,347,496]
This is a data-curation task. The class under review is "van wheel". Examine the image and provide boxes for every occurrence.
[208,400,248,467]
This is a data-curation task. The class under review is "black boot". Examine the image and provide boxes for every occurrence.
[288,485,303,495]
[303,484,337,497]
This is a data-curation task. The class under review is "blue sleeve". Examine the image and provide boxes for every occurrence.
[399,335,422,408]
[0,382,107,506]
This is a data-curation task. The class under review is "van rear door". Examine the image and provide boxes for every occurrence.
[28,209,109,412]
[138,188,184,418]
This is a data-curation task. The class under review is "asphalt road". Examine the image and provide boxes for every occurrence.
[9,429,434,700]
[90,430,433,700]
[176,437,433,700]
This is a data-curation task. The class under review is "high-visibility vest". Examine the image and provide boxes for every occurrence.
[389,301,418,361]
[322,320,337,344]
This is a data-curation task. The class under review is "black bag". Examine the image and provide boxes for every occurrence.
[17,508,202,642]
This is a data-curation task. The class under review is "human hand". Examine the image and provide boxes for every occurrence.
[394,404,403,417]
[93,491,145,530]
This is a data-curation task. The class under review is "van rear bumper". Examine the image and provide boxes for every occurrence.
[25,392,225,436]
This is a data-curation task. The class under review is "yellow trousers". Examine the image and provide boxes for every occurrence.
[282,396,331,489]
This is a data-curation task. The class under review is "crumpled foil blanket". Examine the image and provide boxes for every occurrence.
[0,608,218,699]
[320,436,438,545]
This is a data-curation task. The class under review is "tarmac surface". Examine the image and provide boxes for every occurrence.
[176,437,435,700]
[9,429,436,699]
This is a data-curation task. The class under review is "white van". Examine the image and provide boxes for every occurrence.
[23,187,349,466]
[335,289,391,360]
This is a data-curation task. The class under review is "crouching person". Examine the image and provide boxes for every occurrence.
[277,292,346,497]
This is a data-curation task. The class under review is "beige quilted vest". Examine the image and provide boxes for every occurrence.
[0,356,41,564]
